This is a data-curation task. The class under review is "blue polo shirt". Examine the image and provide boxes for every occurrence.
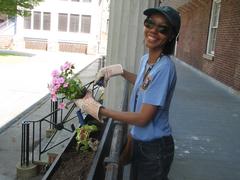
[130,54,177,141]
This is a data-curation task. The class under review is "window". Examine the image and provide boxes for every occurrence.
[81,15,91,33]
[58,13,68,32]
[24,12,31,29]
[82,0,91,2]
[207,0,221,56]
[43,12,51,30]
[70,14,79,32]
[33,11,41,30]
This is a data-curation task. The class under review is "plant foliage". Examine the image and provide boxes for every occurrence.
[48,61,87,109]
[75,124,99,152]
[0,0,43,17]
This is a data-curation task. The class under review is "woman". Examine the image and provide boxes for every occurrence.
[75,6,181,180]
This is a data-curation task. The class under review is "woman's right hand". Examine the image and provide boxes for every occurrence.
[94,64,123,87]
[74,91,103,122]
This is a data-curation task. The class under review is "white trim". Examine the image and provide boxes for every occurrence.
[206,0,221,57]
[202,53,213,60]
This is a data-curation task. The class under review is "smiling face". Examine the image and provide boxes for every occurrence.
[144,14,171,51]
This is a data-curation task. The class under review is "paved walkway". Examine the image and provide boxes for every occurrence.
[169,59,240,180]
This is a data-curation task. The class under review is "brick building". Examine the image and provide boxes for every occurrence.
[162,0,240,91]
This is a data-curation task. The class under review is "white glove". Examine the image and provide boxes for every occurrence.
[75,91,103,122]
[94,64,123,87]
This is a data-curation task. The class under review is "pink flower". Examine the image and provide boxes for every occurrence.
[60,61,73,71]
[54,84,60,91]
[51,70,60,77]
[58,102,65,109]
[52,78,59,85]
[48,61,81,101]
[58,77,65,84]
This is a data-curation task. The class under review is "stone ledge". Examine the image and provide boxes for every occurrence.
[16,163,38,180]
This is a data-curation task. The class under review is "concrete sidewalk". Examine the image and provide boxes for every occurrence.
[169,59,240,180]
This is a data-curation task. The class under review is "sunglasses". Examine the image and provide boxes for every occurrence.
[144,18,169,35]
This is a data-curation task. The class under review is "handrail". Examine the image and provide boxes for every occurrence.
[0,17,15,32]
[104,81,130,180]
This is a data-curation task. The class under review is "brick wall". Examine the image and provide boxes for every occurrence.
[59,42,87,54]
[25,39,48,51]
[177,0,240,91]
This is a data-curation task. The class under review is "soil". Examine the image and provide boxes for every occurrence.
[49,117,105,180]
[50,141,96,180]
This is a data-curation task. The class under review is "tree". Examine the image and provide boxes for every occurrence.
[0,0,43,17]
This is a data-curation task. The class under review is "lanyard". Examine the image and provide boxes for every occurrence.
[133,54,163,112]
[133,64,153,112]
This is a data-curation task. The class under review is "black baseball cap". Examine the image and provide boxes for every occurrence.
[143,6,181,36]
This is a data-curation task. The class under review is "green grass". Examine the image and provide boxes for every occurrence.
[0,53,21,57]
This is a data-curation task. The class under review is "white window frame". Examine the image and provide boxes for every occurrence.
[33,11,41,30]
[69,14,80,32]
[206,0,221,56]
[43,12,51,31]
[58,13,68,32]
[81,15,91,33]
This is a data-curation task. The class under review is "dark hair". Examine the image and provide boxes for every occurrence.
[162,22,177,55]
[162,37,176,55]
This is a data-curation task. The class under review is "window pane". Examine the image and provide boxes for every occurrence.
[70,14,79,32]
[43,12,51,30]
[24,12,31,29]
[33,11,41,30]
[81,15,91,33]
[208,28,217,54]
[207,0,221,55]
[212,2,221,27]
[58,13,68,32]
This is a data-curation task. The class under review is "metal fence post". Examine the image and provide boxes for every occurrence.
[20,121,30,167]
[50,100,58,129]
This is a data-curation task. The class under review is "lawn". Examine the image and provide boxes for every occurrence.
[0,52,20,56]
[0,51,35,57]
[0,52,30,63]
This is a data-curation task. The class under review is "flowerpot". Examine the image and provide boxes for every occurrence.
[42,118,113,180]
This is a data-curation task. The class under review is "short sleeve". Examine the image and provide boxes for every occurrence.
[143,62,173,107]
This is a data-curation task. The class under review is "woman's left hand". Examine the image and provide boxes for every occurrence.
[75,91,103,122]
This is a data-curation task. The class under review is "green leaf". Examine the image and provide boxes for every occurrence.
[0,0,44,17]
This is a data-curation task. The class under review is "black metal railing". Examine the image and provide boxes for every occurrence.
[20,80,102,167]
[20,57,105,168]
